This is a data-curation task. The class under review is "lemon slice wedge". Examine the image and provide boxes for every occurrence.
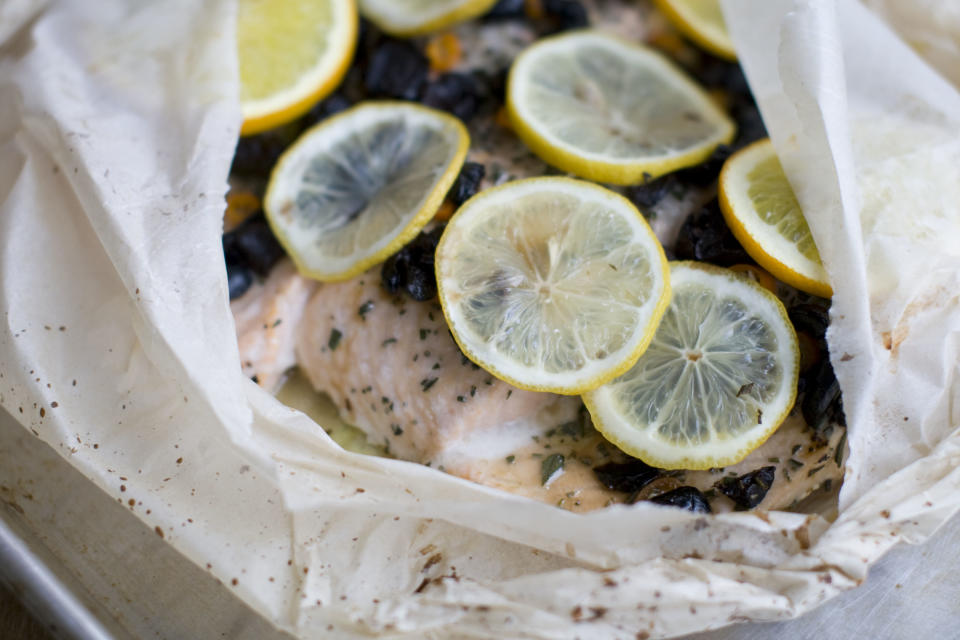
[506,30,736,185]
[436,177,671,395]
[584,261,799,470]
[653,0,737,61]
[239,0,358,136]
[719,139,832,297]
[359,0,499,37]
[264,102,469,282]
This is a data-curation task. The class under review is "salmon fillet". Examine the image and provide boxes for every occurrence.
[294,269,580,463]
[232,259,318,392]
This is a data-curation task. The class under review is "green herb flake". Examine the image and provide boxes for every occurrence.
[540,454,565,486]
[419,329,430,340]
[272,318,283,328]
[328,328,343,351]
[358,300,374,320]
[788,458,804,470]
[470,385,477,397]
[505,455,515,464]
[835,431,847,467]
[381,338,397,347]
[456,395,465,402]
[767,457,780,463]
[391,424,403,436]
[421,377,438,392]
[807,464,825,477]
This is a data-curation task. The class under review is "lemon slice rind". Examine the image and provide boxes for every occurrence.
[239,0,358,136]
[652,0,737,61]
[507,30,736,185]
[264,102,469,282]
[719,139,832,298]
[584,261,799,470]
[437,177,671,395]
[359,0,499,37]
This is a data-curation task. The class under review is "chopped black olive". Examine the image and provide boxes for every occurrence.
[801,358,845,433]
[230,135,288,178]
[543,0,589,31]
[450,162,486,205]
[789,303,831,341]
[484,0,526,20]
[688,58,767,149]
[715,466,775,510]
[222,214,286,277]
[672,144,732,186]
[673,201,754,266]
[625,174,683,211]
[365,39,428,101]
[648,487,712,513]
[593,460,661,493]
[381,226,444,301]
[422,72,484,122]
[226,264,254,300]
[300,93,353,128]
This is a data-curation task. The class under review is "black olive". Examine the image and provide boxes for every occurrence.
[672,144,732,186]
[593,459,661,493]
[730,100,768,148]
[543,0,589,31]
[223,215,286,277]
[365,39,428,101]
[300,93,353,128]
[381,226,445,301]
[673,201,753,266]
[484,0,526,20]
[227,264,254,300]
[801,358,844,433]
[715,466,775,510]
[648,487,712,513]
[450,162,486,205]
[230,135,288,178]
[625,174,683,210]
[422,72,483,122]
[789,303,831,341]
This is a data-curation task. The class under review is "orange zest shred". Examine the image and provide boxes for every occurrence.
[433,199,456,222]
[224,190,262,231]
[425,33,462,73]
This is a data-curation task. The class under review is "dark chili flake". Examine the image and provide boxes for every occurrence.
[715,466,775,510]
[673,200,754,267]
[328,329,343,351]
[541,453,565,485]
[364,39,427,101]
[593,459,661,493]
[449,162,486,205]
[357,301,374,320]
[226,264,254,300]
[420,377,438,392]
[647,487,712,513]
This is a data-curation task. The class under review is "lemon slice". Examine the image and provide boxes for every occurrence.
[239,0,358,136]
[264,102,469,281]
[653,0,737,61]
[719,139,832,298]
[359,0,499,37]
[506,30,736,185]
[584,261,799,470]
[436,177,671,395]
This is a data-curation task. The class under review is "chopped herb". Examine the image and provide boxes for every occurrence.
[505,455,515,464]
[736,383,754,397]
[421,377,438,392]
[456,395,465,402]
[541,453,565,485]
[767,457,780,463]
[757,408,763,424]
[807,465,825,477]
[328,328,343,351]
[823,478,833,491]
[432,362,440,370]
[428,311,435,321]
[381,337,397,347]
[787,458,804,470]
[381,396,390,405]
[420,329,430,340]
[424,350,431,357]
[272,318,283,328]
[358,300,374,319]
[470,385,476,397]
[484,378,493,385]
[506,389,513,399]
[558,419,585,440]
[361,386,372,394]
[791,444,802,455]
[835,431,847,467]
[391,424,403,436]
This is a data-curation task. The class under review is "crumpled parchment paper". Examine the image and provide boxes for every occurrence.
[0,1,958,638]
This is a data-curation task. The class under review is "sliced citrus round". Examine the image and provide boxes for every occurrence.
[719,139,832,297]
[583,261,799,470]
[264,102,469,281]
[239,0,358,136]
[506,30,736,185]
[653,0,737,61]
[436,177,671,395]
[359,0,499,37]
